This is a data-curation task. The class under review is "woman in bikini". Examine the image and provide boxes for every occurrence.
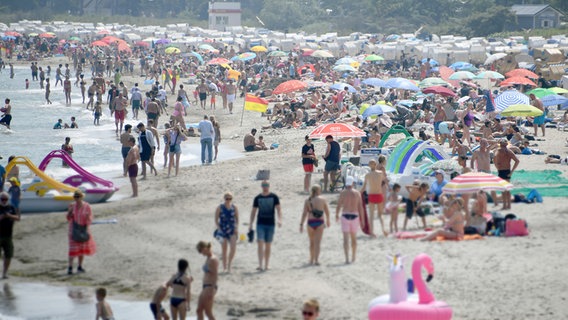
[196,241,219,320]
[299,185,331,266]
[214,192,239,273]
[421,198,465,241]
[166,259,192,320]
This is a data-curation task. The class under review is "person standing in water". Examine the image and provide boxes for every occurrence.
[0,99,12,130]
[45,78,52,104]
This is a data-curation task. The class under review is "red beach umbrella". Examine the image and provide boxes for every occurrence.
[207,58,231,65]
[505,69,538,79]
[499,76,537,87]
[442,172,513,194]
[272,80,308,95]
[309,123,367,139]
[422,86,457,97]
[91,40,109,47]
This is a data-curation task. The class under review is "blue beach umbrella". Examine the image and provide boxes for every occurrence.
[421,58,439,66]
[541,94,568,107]
[385,78,420,91]
[330,83,356,93]
[362,78,387,87]
[362,104,397,118]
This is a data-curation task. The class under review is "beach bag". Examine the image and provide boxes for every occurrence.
[72,221,90,242]
[505,219,529,237]
[256,170,270,180]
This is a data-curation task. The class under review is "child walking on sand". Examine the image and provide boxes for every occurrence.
[95,287,115,320]
[150,284,170,320]
[403,183,429,231]
[386,183,402,233]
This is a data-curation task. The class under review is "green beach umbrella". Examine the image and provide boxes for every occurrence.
[525,88,555,98]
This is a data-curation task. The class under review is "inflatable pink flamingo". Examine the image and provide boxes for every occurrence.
[368,253,452,320]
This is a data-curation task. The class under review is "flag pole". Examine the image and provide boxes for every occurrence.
[240,93,246,127]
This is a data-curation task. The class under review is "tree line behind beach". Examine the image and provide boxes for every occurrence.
[1,0,567,37]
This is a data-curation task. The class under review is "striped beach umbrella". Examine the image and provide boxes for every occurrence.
[442,172,513,194]
[309,123,366,139]
[494,90,530,112]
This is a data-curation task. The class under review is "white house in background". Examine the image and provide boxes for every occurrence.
[208,2,242,31]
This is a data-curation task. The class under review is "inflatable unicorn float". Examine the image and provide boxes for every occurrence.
[368,253,453,320]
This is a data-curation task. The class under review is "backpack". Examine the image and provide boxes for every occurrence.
[505,219,529,237]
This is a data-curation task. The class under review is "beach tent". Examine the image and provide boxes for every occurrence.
[385,137,449,175]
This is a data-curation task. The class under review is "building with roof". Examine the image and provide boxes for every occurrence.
[208,2,242,31]
[511,4,564,30]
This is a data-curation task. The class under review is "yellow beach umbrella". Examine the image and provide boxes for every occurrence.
[500,104,543,117]
[165,47,181,54]
[251,45,267,52]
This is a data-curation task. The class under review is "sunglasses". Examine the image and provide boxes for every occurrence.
[261,184,270,188]
[225,197,232,201]
[302,311,314,316]
[0,198,8,202]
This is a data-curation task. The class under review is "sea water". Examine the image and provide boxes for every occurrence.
[0,66,241,185]
[0,282,197,320]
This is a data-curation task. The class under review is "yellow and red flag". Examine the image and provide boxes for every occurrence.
[244,94,269,112]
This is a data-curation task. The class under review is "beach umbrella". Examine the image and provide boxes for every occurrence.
[525,88,555,98]
[499,76,536,87]
[155,38,171,45]
[505,69,538,79]
[268,51,287,57]
[438,66,459,87]
[500,104,543,117]
[272,80,308,95]
[421,58,439,66]
[385,34,401,41]
[308,123,366,139]
[4,31,22,37]
[97,30,111,35]
[474,71,504,79]
[362,78,387,87]
[135,41,149,47]
[362,104,397,118]
[301,48,315,56]
[228,69,241,81]
[164,47,180,54]
[333,64,356,72]
[250,45,267,52]
[460,81,478,89]
[448,71,476,80]
[442,172,513,194]
[364,54,384,62]
[1,35,15,41]
[422,86,456,97]
[495,90,530,112]
[418,77,449,88]
[484,53,507,65]
[117,42,131,53]
[91,40,109,47]
[335,57,356,65]
[541,94,568,107]
[39,32,56,38]
[101,35,120,44]
[69,36,82,42]
[207,58,231,65]
[231,52,257,61]
[385,78,420,91]
[311,50,334,58]
[329,83,356,93]
[549,87,568,94]
[187,52,203,64]
[198,44,216,51]
[449,61,476,71]
[28,33,38,37]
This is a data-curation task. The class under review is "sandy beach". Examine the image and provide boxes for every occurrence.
[3,56,568,320]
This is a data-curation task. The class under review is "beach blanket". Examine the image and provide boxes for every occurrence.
[395,231,484,241]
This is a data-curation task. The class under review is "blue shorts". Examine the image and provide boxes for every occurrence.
[533,115,545,125]
[256,224,275,243]
[325,160,340,172]
[434,121,441,134]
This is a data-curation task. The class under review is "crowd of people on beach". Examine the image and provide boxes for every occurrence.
[1,29,567,319]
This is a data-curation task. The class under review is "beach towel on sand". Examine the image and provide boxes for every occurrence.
[395,231,483,241]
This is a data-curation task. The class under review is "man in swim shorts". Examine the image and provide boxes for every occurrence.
[360,159,387,237]
[323,135,341,192]
[226,79,237,114]
[494,139,519,210]
[125,137,140,197]
[197,79,208,109]
[336,177,364,264]
[530,93,546,137]
[112,92,128,135]
[0,98,12,130]
[120,124,134,176]
[249,181,282,271]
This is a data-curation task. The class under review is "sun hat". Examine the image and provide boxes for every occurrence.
[345,176,354,187]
